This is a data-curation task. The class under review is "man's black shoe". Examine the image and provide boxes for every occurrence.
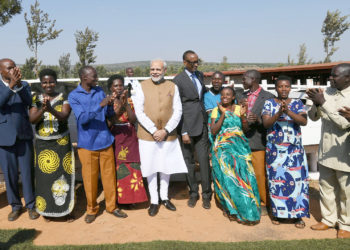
[28,209,40,220]
[110,209,128,218]
[84,214,96,224]
[202,198,211,209]
[148,204,159,216]
[187,197,199,208]
[161,200,176,211]
[8,209,22,221]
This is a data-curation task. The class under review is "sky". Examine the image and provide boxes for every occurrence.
[1,0,350,65]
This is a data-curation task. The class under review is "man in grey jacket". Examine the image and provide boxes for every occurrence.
[241,69,274,216]
[173,50,212,209]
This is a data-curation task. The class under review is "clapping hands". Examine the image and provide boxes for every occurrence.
[306,88,325,106]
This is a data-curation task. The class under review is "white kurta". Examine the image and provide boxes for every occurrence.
[133,81,188,177]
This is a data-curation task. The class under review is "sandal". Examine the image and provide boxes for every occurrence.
[271,217,280,225]
[295,219,305,229]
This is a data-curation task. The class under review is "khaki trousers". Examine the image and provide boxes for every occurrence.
[251,150,269,206]
[78,145,117,215]
[319,164,350,232]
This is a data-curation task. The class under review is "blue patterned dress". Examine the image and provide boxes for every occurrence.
[262,98,309,219]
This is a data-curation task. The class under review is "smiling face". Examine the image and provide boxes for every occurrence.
[41,75,56,95]
[183,53,199,73]
[220,88,235,106]
[275,80,291,99]
[84,68,98,88]
[212,73,223,91]
[242,73,254,90]
[150,60,165,82]
[110,78,124,96]
[330,66,350,91]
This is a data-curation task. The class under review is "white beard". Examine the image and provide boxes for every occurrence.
[151,73,164,82]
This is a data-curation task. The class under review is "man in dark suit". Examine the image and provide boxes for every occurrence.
[173,50,212,209]
[241,69,274,216]
[0,58,39,221]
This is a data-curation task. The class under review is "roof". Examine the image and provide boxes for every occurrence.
[203,61,350,77]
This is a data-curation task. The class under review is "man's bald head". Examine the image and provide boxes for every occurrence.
[0,58,15,68]
[334,63,350,77]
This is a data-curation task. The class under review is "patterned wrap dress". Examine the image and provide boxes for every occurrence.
[32,93,75,217]
[262,98,309,219]
[210,106,261,222]
[110,98,148,204]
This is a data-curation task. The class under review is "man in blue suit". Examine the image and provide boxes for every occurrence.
[0,58,39,221]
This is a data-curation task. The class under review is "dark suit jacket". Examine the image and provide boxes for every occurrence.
[0,80,33,146]
[173,70,207,137]
[242,88,275,150]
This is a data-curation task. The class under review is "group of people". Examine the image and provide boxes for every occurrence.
[0,53,350,238]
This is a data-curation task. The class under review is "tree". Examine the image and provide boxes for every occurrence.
[297,43,309,65]
[20,57,36,79]
[59,53,71,78]
[0,0,22,26]
[322,10,350,63]
[24,0,62,76]
[75,27,99,67]
[219,56,229,71]
[96,65,107,77]
[287,54,294,65]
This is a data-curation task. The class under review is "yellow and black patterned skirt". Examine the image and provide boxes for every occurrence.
[34,135,75,217]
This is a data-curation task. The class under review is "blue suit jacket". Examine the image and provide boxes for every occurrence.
[0,80,33,146]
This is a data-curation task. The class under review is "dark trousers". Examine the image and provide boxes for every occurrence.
[0,140,35,211]
[181,128,212,200]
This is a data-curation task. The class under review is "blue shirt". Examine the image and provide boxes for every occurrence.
[68,84,114,151]
[204,90,221,112]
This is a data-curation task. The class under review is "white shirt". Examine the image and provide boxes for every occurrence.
[185,69,202,98]
[0,75,23,92]
[133,80,182,135]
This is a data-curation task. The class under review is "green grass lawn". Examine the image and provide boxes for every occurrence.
[1,229,350,250]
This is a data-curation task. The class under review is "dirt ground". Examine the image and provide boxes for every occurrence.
[0,180,338,246]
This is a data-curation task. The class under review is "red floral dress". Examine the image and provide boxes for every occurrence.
[110,98,148,204]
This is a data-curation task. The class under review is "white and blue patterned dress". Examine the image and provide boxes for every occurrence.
[262,98,309,219]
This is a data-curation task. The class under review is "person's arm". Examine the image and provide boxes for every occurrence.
[239,104,249,133]
[16,82,32,106]
[47,102,71,121]
[68,93,104,126]
[307,104,321,121]
[321,100,350,130]
[132,85,157,134]
[0,85,14,107]
[164,86,182,133]
[211,105,225,135]
[284,100,307,126]
[338,106,350,122]
[262,100,283,129]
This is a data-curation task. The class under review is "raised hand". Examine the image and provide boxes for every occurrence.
[306,88,325,106]
[217,101,226,114]
[9,67,22,89]
[338,106,350,122]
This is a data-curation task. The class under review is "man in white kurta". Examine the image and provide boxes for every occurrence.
[133,59,187,216]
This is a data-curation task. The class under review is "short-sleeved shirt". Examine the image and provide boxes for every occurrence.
[32,93,69,140]
[211,105,241,119]
[204,90,221,112]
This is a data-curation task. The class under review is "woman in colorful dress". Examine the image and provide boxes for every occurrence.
[108,74,148,206]
[210,87,261,224]
[262,75,309,229]
[29,68,75,221]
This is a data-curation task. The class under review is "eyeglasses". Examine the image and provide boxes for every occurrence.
[185,60,200,66]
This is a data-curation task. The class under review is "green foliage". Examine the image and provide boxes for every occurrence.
[287,54,294,65]
[0,0,21,26]
[24,0,62,76]
[218,56,229,71]
[75,27,99,66]
[20,57,36,79]
[322,10,350,63]
[96,65,107,77]
[58,53,71,78]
